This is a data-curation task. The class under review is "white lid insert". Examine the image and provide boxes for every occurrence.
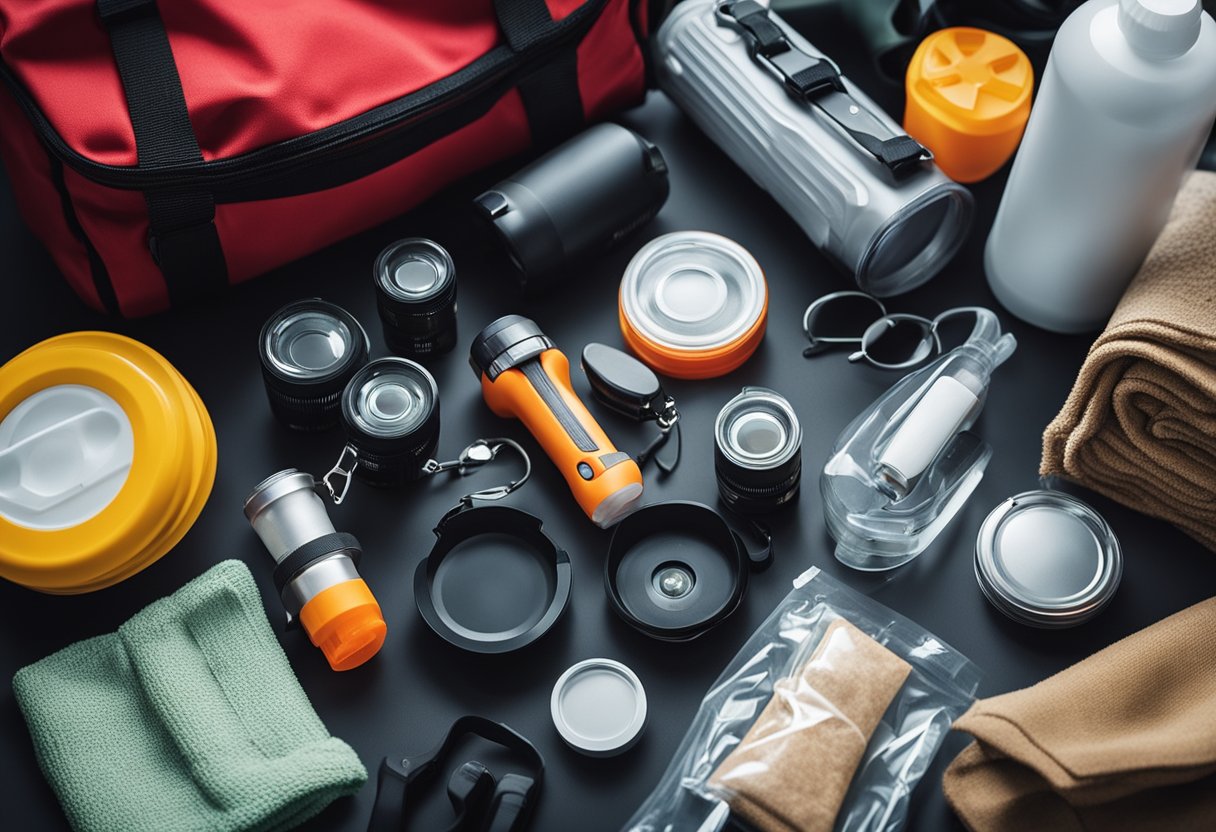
[0,385,134,531]
[551,658,648,756]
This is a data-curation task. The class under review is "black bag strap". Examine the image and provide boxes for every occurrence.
[96,0,228,305]
[495,0,585,148]
[720,0,932,178]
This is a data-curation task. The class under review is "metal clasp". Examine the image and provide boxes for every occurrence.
[425,438,533,506]
[321,444,359,505]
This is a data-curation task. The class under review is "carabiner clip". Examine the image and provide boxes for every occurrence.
[321,445,359,505]
[459,438,532,504]
[425,438,533,508]
[423,439,498,476]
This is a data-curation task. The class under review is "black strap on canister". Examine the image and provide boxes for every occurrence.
[720,0,931,178]
[95,0,228,305]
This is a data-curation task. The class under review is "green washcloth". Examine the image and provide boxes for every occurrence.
[12,559,367,832]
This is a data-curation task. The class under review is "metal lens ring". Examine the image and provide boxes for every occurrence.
[339,358,441,488]
[374,238,455,301]
[258,299,370,432]
[849,313,939,371]
[715,388,801,471]
[345,358,437,440]
[802,290,888,355]
[263,300,364,381]
[714,387,803,514]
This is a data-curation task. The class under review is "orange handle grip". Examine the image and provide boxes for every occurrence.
[481,348,643,527]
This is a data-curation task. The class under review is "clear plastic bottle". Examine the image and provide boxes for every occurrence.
[985,0,1216,333]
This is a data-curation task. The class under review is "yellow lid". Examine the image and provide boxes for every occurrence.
[904,27,1033,183]
[0,332,216,593]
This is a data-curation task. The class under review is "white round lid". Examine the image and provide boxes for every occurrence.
[551,658,647,756]
[621,231,766,350]
[0,385,134,531]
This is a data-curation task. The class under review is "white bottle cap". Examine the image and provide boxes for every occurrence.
[1118,0,1202,58]
[551,658,647,756]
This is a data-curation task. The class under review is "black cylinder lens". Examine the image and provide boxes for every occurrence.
[714,387,802,514]
[340,357,440,487]
[259,299,369,432]
[472,123,670,294]
[373,238,458,357]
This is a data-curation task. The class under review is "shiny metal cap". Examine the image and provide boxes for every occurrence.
[975,490,1121,628]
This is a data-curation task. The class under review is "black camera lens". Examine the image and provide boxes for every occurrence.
[259,299,369,431]
[341,357,440,487]
[373,238,458,357]
[714,387,802,514]
[473,123,669,294]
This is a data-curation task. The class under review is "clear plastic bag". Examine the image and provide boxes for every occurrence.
[624,567,980,832]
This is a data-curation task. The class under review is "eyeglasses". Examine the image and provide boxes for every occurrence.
[803,290,995,371]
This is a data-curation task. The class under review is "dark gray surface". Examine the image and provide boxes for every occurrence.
[2,90,1214,832]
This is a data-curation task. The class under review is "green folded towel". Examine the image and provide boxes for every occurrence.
[12,559,367,832]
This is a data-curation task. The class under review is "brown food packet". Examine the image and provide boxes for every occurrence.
[708,618,912,832]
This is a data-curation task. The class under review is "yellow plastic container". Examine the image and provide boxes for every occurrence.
[904,27,1033,184]
[0,332,216,593]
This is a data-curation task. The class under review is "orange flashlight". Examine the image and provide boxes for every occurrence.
[470,315,644,527]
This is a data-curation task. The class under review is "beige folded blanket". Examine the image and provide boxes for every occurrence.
[943,596,1216,832]
[1042,171,1216,550]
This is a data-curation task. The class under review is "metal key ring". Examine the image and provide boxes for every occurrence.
[802,290,888,356]
[847,312,940,370]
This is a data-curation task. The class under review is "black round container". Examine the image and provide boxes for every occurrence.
[373,238,458,357]
[714,387,802,514]
[340,357,440,487]
[258,299,369,431]
[605,502,752,641]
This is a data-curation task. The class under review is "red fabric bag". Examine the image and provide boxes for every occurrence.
[0,0,652,316]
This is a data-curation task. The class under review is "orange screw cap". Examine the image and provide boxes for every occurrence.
[298,578,387,671]
[904,27,1033,183]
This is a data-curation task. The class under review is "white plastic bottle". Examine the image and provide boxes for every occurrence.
[985,0,1216,333]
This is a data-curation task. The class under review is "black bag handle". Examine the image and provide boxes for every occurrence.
[95,0,228,304]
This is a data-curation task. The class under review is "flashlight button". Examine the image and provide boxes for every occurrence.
[577,462,594,480]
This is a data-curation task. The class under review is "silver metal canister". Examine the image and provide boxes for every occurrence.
[654,0,973,296]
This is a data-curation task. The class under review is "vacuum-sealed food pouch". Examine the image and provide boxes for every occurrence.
[624,567,980,832]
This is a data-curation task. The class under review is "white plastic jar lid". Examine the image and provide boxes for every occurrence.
[551,658,647,756]
[621,231,765,350]
[0,384,134,531]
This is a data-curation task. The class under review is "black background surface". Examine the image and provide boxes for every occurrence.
[3,55,1216,832]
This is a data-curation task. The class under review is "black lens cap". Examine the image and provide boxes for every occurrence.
[605,502,750,641]
[415,506,571,653]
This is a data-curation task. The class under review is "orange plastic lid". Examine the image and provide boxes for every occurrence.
[904,27,1033,183]
[299,578,387,671]
[619,232,768,380]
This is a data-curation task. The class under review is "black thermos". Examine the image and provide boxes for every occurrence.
[473,123,670,293]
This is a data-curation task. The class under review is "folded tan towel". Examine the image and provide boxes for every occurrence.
[1042,171,1216,550]
[709,619,911,832]
[943,597,1216,832]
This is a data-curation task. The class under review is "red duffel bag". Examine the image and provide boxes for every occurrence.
[0,0,654,316]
